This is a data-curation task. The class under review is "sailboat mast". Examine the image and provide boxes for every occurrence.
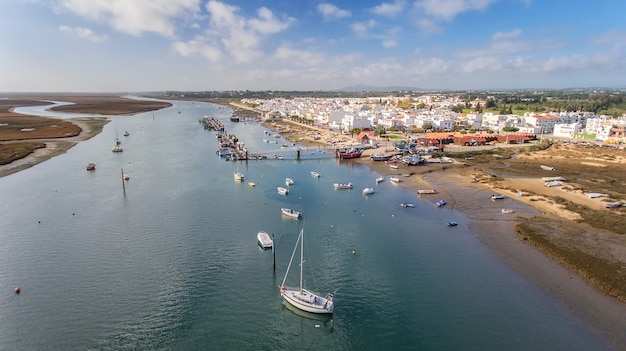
[299,229,304,291]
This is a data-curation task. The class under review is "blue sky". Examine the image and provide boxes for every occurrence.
[1,0,625,92]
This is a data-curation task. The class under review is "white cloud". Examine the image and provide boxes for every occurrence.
[370,0,407,17]
[273,45,325,67]
[382,40,398,48]
[492,28,522,41]
[317,3,351,21]
[59,0,201,37]
[58,25,108,42]
[171,1,295,64]
[414,0,497,21]
[352,20,377,38]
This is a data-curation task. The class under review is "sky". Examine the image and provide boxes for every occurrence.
[1,0,626,92]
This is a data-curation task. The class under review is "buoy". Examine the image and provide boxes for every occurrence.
[352,250,356,255]
[315,324,320,328]
[14,287,20,294]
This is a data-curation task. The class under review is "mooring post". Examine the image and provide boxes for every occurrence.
[296,149,300,160]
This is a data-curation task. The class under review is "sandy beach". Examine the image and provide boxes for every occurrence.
[2,97,626,349]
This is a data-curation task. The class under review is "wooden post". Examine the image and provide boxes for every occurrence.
[296,149,300,160]
[121,168,126,192]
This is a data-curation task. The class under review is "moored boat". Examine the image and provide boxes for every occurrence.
[336,148,363,159]
[447,221,458,226]
[436,200,446,207]
[389,177,401,183]
[86,162,96,171]
[501,209,514,213]
[310,171,321,178]
[277,187,289,195]
[491,194,505,200]
[285,177,294,186]
[400,202,415,208]
[281,208,302,219]
[234,172,245,181]
[375,176,384,183]
[257,231,273,249]
[362,187,375,195]
[370,153,393,161]
[417,189,437,194]
[333,182,353,189]
[280,229,334,314]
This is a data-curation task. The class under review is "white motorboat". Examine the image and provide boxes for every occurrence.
[362,187,375,195]
[333,182,353,189]
[310,171,321,178]
[257,231,273,249]
[277,187,289,195]
[280,229,334,314]
[375,176,384,183]
[234,172,245,181]
[501,209,515,214]
[285,178,294,186]
[400,202,415,208]
[281,208,302,219]
[491,194,505,200]
[389,177,401,183]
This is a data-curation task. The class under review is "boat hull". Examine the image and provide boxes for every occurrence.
[282,288,334,314]
[336,149,363,159]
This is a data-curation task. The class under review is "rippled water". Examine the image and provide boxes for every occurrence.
[0,100,613,350]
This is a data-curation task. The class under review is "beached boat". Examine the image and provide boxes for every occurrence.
[281,208,302,219]
[285,178,294,186]
[333,182,353,189]
[447,221,458,226]
[86,162,96,171]
[362,187,375,195]
[540,165,555,171]
[417,189,437,194]
[370,153,393,161]
[501,209,515,213]
[234,172,245,181]
[277,187,289,195]
[389,164,400,169]
[436,200,446,207]
[375,176,384,183]
[336,148,363,159]
[491,194,505,200]
[605,201,624,208]
[257,231,273,249]
[400,203,415,208]
[280,229,334,314]
[310,171,321,178]
[545,180,564,187]
[389,177,401,183]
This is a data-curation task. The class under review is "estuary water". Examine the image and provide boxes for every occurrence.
[0,99,613,350]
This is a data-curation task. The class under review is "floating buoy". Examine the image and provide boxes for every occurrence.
[14,287,20,294]
[352,250,356,255]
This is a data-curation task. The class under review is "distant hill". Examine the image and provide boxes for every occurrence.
[336,84,422,92]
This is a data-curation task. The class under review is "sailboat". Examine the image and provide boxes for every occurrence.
[280,229,334,314]
[111,128,123,152]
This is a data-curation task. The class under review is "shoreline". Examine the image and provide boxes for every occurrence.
[2,97,626,348]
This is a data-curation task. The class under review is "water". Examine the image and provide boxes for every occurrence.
[0,100,613,350]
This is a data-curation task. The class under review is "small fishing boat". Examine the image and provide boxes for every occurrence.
[491,194,505,200]
[389,177,401,183]
[375,176,384,183]
[310,171,321,178]
[333,182,353,189]
[123,131,130,136]
[277,187,289,195]
[400,203,415,208]
[281,208,302,219]
[447,221,458,226]
[257,231,273,249]
[248,182,256,187]
[86,162,96,171]
[436,200,446,207]
[501,209,514,214]
[362,187,375,195]
[285,178,294,186]
[234,172,245,181]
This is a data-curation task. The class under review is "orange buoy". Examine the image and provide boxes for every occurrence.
[14,287,20,294]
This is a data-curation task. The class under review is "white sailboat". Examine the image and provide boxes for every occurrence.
[280,229,334,314]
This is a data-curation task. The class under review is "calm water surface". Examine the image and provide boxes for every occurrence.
[0,100,613,350]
